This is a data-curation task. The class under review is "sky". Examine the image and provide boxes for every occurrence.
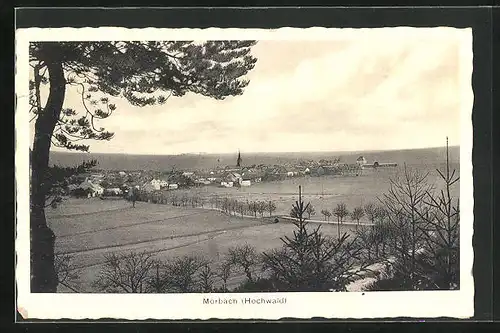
[32,28,468,155]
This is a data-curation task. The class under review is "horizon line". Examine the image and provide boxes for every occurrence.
[50,144,460,157]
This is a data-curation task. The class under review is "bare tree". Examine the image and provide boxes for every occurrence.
[92,251,155,293]
[221,197,230,214]
[181,194,189,207]
[209,195,217,209]
[170,194,178,206]
[236,201,246,217]
[351,206,365,228]
[54,253,80,292]
[198,261,216,293]
[217,259,233,292]
[146,260,169,293]
[364,203,377,224]
[228,244,259,283]
[321,209,331,221]
[305,204,316,219]
[379,163,433,289]
[230,199,239,216]
[416,138,460,290]
[164,255,205,293]
[267,201,277,217]
[249,201,259,217]
[257,201,266,217]
[334,203,349,223]
[333,203,349,238]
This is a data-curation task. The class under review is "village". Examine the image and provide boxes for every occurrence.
[66,153,396,199]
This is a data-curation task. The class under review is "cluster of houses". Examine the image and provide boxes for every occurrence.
[67,174,127,198]
[65,153,391,199]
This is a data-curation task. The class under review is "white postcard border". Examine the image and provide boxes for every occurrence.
[15,26,474,320]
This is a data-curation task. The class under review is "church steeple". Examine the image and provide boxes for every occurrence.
[236,149,242,167]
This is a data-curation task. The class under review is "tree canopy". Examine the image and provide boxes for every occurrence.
[29,40,258,151]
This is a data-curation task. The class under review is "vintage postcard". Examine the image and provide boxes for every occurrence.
[15,26,474,320]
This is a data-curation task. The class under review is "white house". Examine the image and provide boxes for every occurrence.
[220,181,234,188]
[304,167,311,174]
[168,183,179,190]
[142,183,158,193]
[150,179,162,190]
[240,180,251,187]
[78,181,104,197]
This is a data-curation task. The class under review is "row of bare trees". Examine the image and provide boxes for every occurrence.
[89,244,263,293]
[318,202,386,225]
[135,189,279,219]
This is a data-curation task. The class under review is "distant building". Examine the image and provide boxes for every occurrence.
[240,180,251,187]
[356,156,367,166]
[225,172,242,184]
[220,181,234,188]
[168,183,179,190]
[142,183,158,193]
[150,179,162,191]
[236,149,242,167]
[78,181,104,197]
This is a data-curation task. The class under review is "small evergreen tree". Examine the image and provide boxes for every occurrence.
[262,186,371,292]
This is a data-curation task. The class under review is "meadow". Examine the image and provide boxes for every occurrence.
[47,198,356,292]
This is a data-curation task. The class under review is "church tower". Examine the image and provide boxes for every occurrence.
[236,149,242,167]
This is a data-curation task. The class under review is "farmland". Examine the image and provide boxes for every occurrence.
[47,198,357,292]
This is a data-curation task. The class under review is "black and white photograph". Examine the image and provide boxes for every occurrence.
[16,26,474,320]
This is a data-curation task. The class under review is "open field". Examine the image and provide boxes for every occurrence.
[48,198,357,292]
[163,162,459,218]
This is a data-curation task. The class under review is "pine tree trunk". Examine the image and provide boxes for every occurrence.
[30,61,65,292]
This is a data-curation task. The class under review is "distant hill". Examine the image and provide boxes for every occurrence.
[48,146,460,172]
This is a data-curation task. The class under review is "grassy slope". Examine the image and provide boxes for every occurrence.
[49,198,354,292]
